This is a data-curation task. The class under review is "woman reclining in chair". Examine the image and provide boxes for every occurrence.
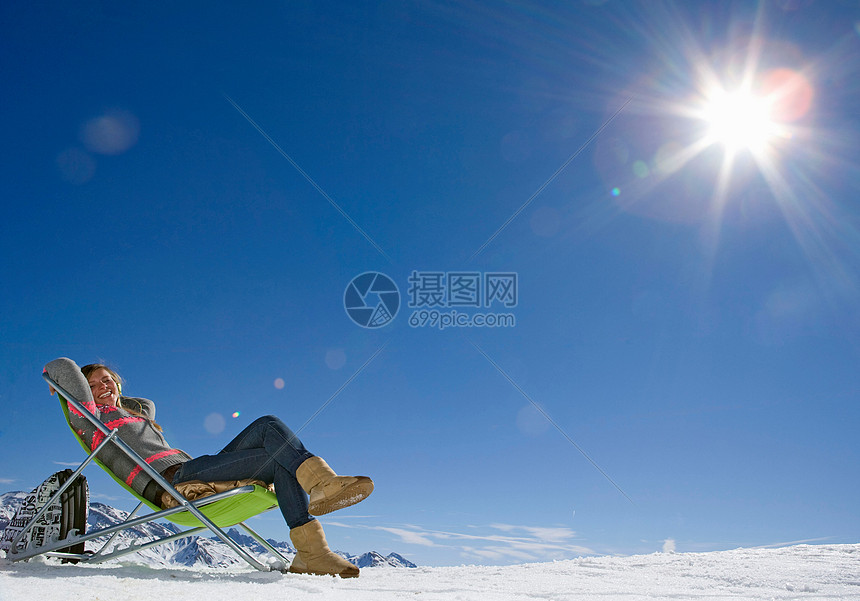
[45,357,373,578]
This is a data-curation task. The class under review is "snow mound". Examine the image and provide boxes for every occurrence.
[1,543,858,600]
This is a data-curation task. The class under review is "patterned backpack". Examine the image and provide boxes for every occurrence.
[1,469,88,562]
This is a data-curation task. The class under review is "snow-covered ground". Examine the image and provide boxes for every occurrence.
[2,543,858,600]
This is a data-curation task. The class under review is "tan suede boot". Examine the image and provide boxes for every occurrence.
[295,456,374,516]
[288,520,360,578]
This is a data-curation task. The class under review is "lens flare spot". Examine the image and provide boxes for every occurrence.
[761,68,813,122]
[516,404,550,436]
[325,349,347,370]
[204,413,226,435]
[232,411,241,419]
[633,160,650,178]
[274,377,286,389]
[80,109,140,155]
[611,187,621,197]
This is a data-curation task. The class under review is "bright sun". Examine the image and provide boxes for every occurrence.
[701,87,777,153]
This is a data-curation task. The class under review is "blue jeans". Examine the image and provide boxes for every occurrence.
[173,415,316,529]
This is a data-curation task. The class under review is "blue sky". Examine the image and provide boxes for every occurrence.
[1,1,859,566]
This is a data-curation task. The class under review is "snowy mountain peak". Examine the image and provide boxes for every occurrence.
[349,550,418,569]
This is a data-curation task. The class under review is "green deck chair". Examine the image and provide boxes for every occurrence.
[5,371,290,571]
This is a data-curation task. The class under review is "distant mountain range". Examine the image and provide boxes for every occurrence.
[0,490,415,569]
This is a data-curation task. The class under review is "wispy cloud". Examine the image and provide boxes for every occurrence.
[0,478,15,485]
[489,523,578,543]
[327,521,595,563]
[377,526,440,547]
[53,461,82,467]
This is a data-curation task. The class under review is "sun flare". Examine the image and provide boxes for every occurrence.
[701,87,777,153]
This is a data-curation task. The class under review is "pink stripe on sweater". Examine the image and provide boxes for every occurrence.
[125,466,143,486]
[69,400,118,420]
[103,416,145,430]
[88,415,141,449]
[146,449,181,464]
[92,430,105,450]
[125,449,184,487]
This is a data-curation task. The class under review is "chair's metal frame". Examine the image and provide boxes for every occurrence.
[5,372,292,571]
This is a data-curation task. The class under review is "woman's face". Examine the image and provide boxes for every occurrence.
[87,368,120,407]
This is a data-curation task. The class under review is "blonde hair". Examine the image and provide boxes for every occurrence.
[81,363,162,432]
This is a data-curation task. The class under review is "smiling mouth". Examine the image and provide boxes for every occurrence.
[98,391,112,399]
